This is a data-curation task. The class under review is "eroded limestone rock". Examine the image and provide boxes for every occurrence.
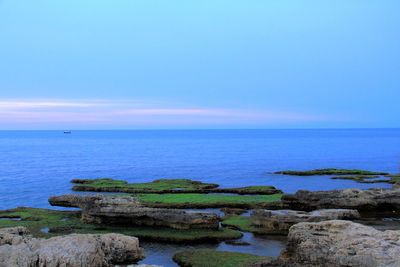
[279,220,400,267]
[0,227,146,267]
[251,209,359,233]
[49,194,220,229]
[282,187,400,215]
[0,226,31,246]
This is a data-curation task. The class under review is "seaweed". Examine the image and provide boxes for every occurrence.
[0,207,242,243]
[71,178,282,195]
[136,193,284,209]
[173,250,270,267]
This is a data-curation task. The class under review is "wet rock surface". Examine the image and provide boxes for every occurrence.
[251,209,359,232]
[221,208,249,216]
[278,220,400,267]
[251,259,306,267]
[282,187,400,215]
[49,194,220,229]
[0,226,146,267]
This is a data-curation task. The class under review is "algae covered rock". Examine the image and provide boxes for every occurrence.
[250,259,305,267]
[280,220,400,267]
[282,187,400,214]
[221,208,249,216]
[0,226,146,267]
[173,250,270,267]
[49,194,220,229]
[275,168,388,176]
[136,193,284,209]
[251,209,359,232]
[0,207,241,244]
[70,178,282,195]
[222,209,359,236]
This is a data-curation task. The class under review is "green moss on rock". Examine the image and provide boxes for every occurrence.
[275,168,388,176]
[71,178,282,195]
[0,207,242,243]
[330,175,394,184]
[136,193,284,209]
[221,215,285,235]
[173,250,270,267]
[0,207,82,238]
[385,174,400,184]
[72,178,219,193]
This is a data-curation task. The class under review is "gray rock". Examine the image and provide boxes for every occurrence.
[49,194,220,229]
[282,187,400,215]
[0,227,146,267]
[251,209,359,233]
[280,220,400,267]
[0,226,31,246]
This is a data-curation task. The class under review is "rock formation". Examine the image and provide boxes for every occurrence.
[49,194,220,229]
[282,187,400,215]
[0,226,146,267]
[251,209,359,233]
[275,220,400,267]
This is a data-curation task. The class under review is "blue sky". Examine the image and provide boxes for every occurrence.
[0,0,399,129]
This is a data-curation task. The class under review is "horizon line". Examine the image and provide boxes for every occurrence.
[0,127,399,131]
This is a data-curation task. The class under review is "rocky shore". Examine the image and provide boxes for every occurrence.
[281,187,400,216]
[250,209,360,233]
[1,170,400,267]
[254,220,400,267]
[0,226,145,267]
[48,194,220,229]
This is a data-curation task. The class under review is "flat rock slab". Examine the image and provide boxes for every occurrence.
[0,227,146,267]
[71,178,282,195]
[49,194,220,229]
[280,220,400,267]
[251,209,359,232]
[282,187,400,215]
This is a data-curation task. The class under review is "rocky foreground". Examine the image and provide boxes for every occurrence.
[0,226,145,267]
[3,173,400,267]
[254,220,400,267]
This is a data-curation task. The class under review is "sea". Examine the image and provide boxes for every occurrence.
[0,129,399,266]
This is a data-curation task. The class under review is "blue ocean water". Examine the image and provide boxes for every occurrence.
[0,129,399,210]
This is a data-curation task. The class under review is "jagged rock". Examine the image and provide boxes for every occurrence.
[282,187,400,215]
[279,220,400,267]
[0,227,146,267]
[0,226,31,246]
[251,209,359,232]
[49,194,220,229]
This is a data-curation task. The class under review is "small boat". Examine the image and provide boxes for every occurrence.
[64,131,72,134]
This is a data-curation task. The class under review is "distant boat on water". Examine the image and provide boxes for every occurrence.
[64,131,72,134]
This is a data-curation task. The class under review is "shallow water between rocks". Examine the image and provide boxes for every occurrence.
[138,232,286,267]
[1,129,399,266]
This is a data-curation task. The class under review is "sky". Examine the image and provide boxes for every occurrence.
[0,0,399,129]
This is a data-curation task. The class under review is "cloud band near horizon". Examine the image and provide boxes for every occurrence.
[0,99,333,129]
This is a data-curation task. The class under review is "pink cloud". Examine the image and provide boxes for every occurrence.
[0,100,106,109]
[0,99,332,128]
[114,109,218,115]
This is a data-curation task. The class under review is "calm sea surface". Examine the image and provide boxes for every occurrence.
[0,129,399,209]
[0,129,399,266]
